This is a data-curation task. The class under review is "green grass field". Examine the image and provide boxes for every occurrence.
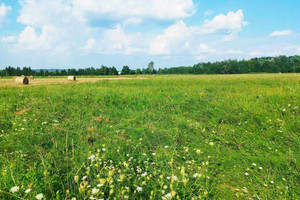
[0,74,299,199]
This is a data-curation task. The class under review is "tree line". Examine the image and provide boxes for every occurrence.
[157,55,300,74]
[0,56,299,77]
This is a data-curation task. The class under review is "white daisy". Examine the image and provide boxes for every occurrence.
[136,186,143,192]
[10,186,19,193]
[35,193,44,200]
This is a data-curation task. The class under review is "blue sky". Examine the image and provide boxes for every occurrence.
[0,0,299,70]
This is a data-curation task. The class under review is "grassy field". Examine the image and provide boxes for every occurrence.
[0,74,299,199]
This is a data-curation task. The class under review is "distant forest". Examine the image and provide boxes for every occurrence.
[1,55,299,76]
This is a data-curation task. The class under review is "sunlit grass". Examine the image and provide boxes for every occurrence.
[0,74,299,199]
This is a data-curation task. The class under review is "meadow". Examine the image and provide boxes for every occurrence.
[0,74,299,199]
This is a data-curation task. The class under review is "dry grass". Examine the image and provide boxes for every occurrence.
[0,77,145,87]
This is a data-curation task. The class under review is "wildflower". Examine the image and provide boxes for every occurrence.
[180,167,185,175]
[99,179,106,185]
[82,176,88,180]
[71,198,76,200]
[88,155,96,161]
[124,195,129,199]
[102,148,106,151]
[171,190,177,197]
[108,170,114,177]
[136,186,143,192]
[164,193,172,199]
[120,174,125,181]
[152,153,156,156]
[21,128,25,131]
[163,185,168,189]
[252,163,257,166]
[35,193,44,200]
[96,184,103,187]
[282,109,286,112]
[193,173,199,178]
[245,173,249,176]
[80,181,88,189]
[182,178,189,185]
[91,187,99,195]
[10,186,19,193]
[25,188,32,193]
[259,167,263,170]
[143,153,146,156]
[209,142,214,146]
[270,181,274,184]
[171,175,178,181]
[141,172,147,177]
[196,149,201,154]
[165,146,168,148]
[74,175,79,183]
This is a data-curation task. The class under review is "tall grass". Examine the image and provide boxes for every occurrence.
[0,74,299,199]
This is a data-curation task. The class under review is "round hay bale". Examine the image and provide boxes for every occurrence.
[15,77,29,85]
[29,75,34,80]
[13,76,17,79]
[68,76,76,81]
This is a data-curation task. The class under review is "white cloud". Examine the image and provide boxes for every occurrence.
[81,38,97,52]
[1,36,17,43]
[198,44,217,53]
[204,10,213,16]
[0,3,11,27]
[198,44,242,55]
[202,10,248,33]
[14,25,68,53]
[269,30,293,37]
[222,49,243,54]
[124,18,143,26]
[150,10,248,55]
[195,55,207,61]
[72,0,195,21]
[201,9,248,41]
[17,0,74,27]
[150,20,192,54]
[15,0,195,55]
[81,25,144,54]
[249,51,262,56]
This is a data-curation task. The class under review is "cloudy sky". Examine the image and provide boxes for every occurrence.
[0,0,299,70]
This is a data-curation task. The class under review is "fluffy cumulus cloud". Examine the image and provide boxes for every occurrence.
[269,30,293,37]
[0,3,11,27]
[198,44,217,53]
[81,25,145,55]
[150,20,193,55]
[7,1,249,60]
[150,10,248,55]
[72,0,195,22]
[201,9,248,41]
[1,36,17,43]
[13,0,195,54]
[14,26,68,53]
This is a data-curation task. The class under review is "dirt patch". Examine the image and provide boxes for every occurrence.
[15,108,31,115]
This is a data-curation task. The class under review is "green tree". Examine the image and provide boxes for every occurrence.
[121,66,130,75]
[147,61,154,74]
